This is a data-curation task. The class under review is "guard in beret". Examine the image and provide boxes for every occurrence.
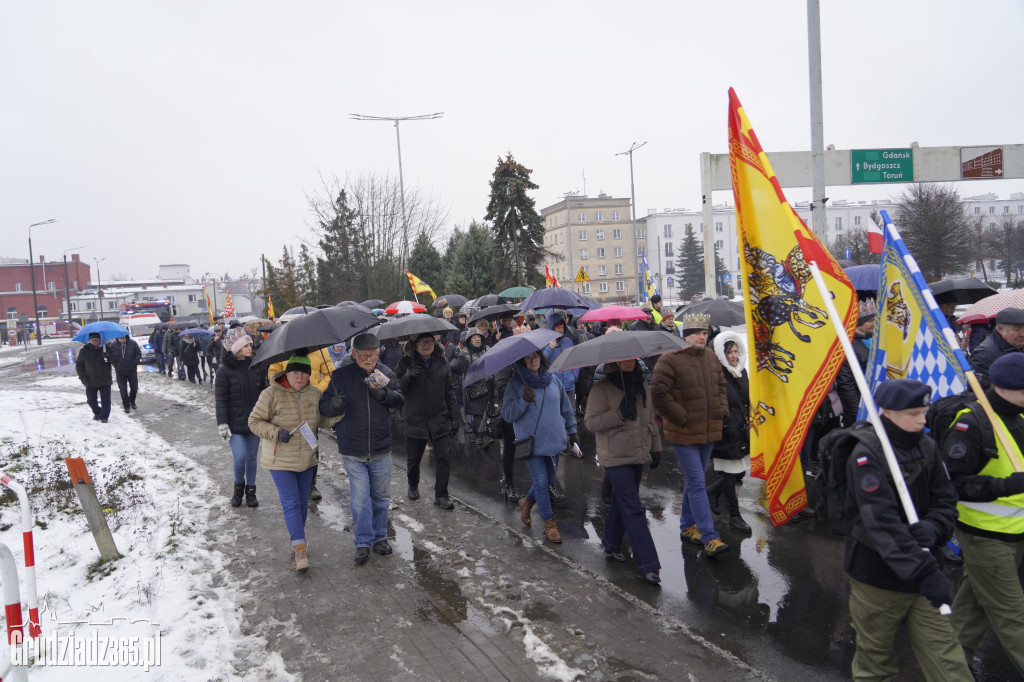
[844,379,971,680]
[969,306,1024,389]
[943,353,1024,672]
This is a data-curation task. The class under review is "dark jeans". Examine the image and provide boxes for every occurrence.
[154,350,166,374]
[406,434,451,498]
[603,464,661,574]
[185,363,201,383]
[116,371,138,409]
[85,385,112,420]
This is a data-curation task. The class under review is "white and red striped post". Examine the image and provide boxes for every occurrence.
[0,475,39,639]
[0,543,28,681]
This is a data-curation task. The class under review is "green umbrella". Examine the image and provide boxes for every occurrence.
[498,286,535,301]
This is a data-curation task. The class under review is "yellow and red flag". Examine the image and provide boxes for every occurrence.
[544,265,561,288]
[204,284,215,325]
[728,88,857,526]
[405,270,436,301]
[267,294,275,319]
[223,290,235,318]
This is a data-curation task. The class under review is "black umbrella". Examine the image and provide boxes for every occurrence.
[169,321,191,330]
[674,298,746,327]
[462,329,562,386]
[474,293,501,308]
[518,288,592,312]
[547,331,690,373]
[928,277,998,305]
[252,306,381,365]
[468,303,521,325]
[433,294,468,309]
[256,324,279,333]
[361,299,386,309]
[370,314,457,341]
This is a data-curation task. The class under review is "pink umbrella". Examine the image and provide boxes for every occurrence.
[962,289,1024,319]
[580,305,649,323]
[385,300,427,315]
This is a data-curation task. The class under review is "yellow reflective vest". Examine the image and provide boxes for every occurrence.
[954,408,1024,535]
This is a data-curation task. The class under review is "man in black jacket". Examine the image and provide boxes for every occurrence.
[844,379,972,681]
[76,332,113,422]
[969,307,1024,389]
[107,333,142,413]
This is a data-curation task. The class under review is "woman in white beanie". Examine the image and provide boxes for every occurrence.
[214,328,267,509]
[707,330,752,532]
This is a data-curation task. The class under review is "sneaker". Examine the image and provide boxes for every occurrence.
[354,547,370,565]
[309,486,322,501]
[680,525,703,545]
[704,538,730,556]
[372,540,393,556]
[642,571,662,585]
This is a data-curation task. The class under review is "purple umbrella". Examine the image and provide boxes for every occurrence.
[462,329,561,387]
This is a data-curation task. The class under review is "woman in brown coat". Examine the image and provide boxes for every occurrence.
[585,358,663,584]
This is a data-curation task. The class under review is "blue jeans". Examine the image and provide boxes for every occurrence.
[154,350,166,374]
[525,455,556,521]
[603,464,661,574]
[269,468,315,545]
[229,433,260,486]
[343,455,392,548]
[673,443,720,543]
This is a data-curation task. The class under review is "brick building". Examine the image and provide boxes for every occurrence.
[0,253,90,323]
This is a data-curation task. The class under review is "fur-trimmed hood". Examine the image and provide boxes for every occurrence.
[713,330,748,379]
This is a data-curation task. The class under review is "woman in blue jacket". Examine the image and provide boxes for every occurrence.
[502,351,579,543]
[542,312,580,417]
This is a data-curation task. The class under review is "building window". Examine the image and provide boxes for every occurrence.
[6,306,17,319]
[47,281,56,290]
[988,206,995,214]
[580,249,588,259]
[108,301,117,310]
[664,225,673,238]
[612,229,621,239]
[1004,205,1010,213]
[36,305,47,316]
[974,207,980,214]
[188,294,197,302]
[614,247,622,258]
[70,302,77,312]
[854,215,861,226]
[579,230,588,241]
[595,230,605,240]
[596,248,606,258]
[15,283,22,292]
[715,222,723,232]
[665,263,675,274]
[612,211,621,221]
[599,282,609,293]
[614,264,623,275]
[595,211,604,221]
[168,296,176,302]
[86,302,95,310]
[664,242,673,257]
[597,265,607,276]
[835,217,843,229]
[636,229,645,239]
[716,240,724,249]
[582,283,591,294]
[615,281,625,292]
[578,212,586,222]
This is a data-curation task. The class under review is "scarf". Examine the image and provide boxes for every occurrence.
[607,364,646,421]
[517,364,552,389]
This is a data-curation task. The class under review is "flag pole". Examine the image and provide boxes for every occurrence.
[805,258,951,615]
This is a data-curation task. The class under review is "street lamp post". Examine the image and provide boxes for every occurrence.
[349,112,443,293]
[616,142,647,302]
[28,219,57,345]
[93,257,106,321]
[62,245,85,332]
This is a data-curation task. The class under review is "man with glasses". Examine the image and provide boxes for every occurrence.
[397,332,460,509]
[320,333,405,565]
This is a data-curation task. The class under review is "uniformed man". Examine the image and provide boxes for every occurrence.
[845,379,972,681]
[943,353,1024,673]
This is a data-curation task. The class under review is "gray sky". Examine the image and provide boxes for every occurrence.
[4,1,1022,283]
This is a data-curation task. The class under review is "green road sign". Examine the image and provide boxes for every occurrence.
[851,148,913,184]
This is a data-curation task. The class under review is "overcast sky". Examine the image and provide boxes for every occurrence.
[4,1,1022,283]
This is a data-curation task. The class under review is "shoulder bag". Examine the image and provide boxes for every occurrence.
[513,385,547,460]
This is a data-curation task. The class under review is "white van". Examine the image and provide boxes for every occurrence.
[119,313,163,363]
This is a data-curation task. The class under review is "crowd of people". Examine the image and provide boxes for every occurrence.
[72,294,1024,679]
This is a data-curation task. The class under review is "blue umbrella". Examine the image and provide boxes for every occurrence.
[178,328,214,338]
[462,329,561,387]
[518,288,594,313]
[844,264,881,292]
[73,321,129,344]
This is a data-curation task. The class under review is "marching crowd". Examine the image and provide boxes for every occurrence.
[72,295,1024,680]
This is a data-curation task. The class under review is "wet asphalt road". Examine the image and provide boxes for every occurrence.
[7,345,1020,681]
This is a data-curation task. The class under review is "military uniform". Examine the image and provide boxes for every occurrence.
[845,380,972,682]
[942,353,1024,673]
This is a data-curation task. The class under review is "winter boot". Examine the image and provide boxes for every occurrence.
[245,485,259,508]
[548,484,567,505]
[294,544,309,572]
[722,475,750,532]
[706,478,722,516]
[543,519,562,544]
[230,483,245,508]
[501,479,521,503]
[519,498,535,526]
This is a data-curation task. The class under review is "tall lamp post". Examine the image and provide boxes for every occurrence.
[28,219,57,345]
[616,142,646,302]
[349,112,443,293]
[63,245,86,331]
[93,257,106,321]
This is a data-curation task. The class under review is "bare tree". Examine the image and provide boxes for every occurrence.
[893,184,973,281]
[983,215,1024,284]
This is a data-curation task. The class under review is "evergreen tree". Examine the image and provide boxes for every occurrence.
[713,246,734,298]
[296,243,319,304]
[828,228,878,265]
[271,246,301,311]
[407,231,444,301]
[674,224,706,299]
[314,189,365,303]
[484,153,547,289]
[446,221,498,296]
[439,226,466,293]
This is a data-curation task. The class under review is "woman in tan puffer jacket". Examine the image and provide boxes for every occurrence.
[248,354,341,571]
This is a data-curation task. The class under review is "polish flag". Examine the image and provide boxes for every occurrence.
[867,219,883,254]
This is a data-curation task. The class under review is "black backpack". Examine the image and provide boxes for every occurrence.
[925,392,996,460]
[815,422,880,536]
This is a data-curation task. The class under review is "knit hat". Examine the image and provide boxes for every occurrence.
[874,379,932,410]
[352,333,379,351]
[681,312,710,336]
[414,332,435,344]
[225,327,251,355]
[443,307,453,315]
[991,354,1024,390]
[857,298,878,325]
[88,332,101,340]
[284,354,312,375]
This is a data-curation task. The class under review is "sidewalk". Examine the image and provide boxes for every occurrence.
[143,389,769,681]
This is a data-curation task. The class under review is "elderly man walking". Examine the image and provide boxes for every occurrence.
[970,307,1024,389]
[76,332,113,423]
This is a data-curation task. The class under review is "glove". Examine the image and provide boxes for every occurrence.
[909,521,941,548]
[331,394,346,412]
[217,424,231,442]
[450,420,460,437]
[406,363,424,379]
[277,429,292,443]
[523,385,535,403]
[917,570,952,609]
[649,450,661,469]
[369,387,387,402]
[1000,472,1024,497]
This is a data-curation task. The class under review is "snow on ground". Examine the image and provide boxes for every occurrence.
[0,375,292,680]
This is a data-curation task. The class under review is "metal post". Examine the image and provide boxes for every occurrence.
[700,153,717,297]
[617,142,646,303]
[27,219,56,346]
[0,474,40,639]
[93,257,105,321]
[64,458,121,562]
[807,0,827,238]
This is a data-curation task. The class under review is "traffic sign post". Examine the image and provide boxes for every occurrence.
[851,148,913,184]
[575,267,589,283]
